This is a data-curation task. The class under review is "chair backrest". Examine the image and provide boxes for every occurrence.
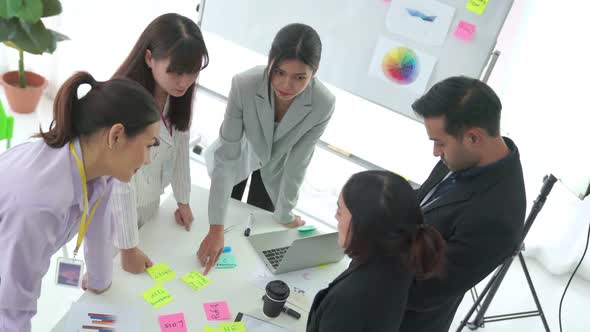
[0,98,15,148]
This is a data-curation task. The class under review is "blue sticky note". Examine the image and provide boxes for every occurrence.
[216,253,237,269]
[297,225,316,233]
[223,246,232,253]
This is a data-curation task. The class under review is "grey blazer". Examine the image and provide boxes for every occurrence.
[205,66,335,225]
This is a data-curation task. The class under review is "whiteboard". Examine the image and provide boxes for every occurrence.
[201,0,514,121]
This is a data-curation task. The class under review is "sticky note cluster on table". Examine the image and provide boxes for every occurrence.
[159,313,187,332]
[142,284,174,308]
[182,271,211,291]
[203,301,232,320]
[216,253,237,269]
[147,262,177,283]
[466,0,489,15]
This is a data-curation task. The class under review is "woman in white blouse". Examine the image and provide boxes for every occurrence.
[199,23,335,274]
[110,13,209,273]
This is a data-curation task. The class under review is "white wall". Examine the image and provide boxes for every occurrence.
[488,0,590,279]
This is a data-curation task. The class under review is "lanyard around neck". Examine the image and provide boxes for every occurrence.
[69,142,103,257]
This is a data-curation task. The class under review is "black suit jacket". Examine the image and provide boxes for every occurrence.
[307,258,412,332]
[400,137,526,332]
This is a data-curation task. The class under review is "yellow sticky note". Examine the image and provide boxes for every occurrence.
[220,322,246,332]
[317,263,331,269]
[204,326,222,332]
[466,0,489,15]
[182,271,211,291]
[142,284,173,308]
[146,262,177,283]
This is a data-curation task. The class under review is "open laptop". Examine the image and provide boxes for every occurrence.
[248,228,345,274]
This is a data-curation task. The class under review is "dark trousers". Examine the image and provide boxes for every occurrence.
[231,170,275,212]
[399,295,463,332]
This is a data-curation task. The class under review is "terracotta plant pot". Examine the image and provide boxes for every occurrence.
[0,71,48,114]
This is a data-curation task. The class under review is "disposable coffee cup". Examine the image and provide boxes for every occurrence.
[263,280,290,317]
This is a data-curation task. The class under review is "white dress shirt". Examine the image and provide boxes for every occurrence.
[111,100,191,249]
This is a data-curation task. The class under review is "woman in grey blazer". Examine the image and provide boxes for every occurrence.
[199,23,336,273]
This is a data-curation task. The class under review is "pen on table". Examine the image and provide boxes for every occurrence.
[282,305,301,319]
[244,214,253,237]
[260,295,301,319]
[224,224,236,233]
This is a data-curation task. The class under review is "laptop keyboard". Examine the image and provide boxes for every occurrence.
[262,246,290,269]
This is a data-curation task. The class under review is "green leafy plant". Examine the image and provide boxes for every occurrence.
[0,0,68,88]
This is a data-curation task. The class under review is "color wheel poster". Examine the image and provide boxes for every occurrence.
[368,36,437,95]
[386,0,456,46]
[64,302,140,331]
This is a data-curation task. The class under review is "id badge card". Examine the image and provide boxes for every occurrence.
[55,257,84,288]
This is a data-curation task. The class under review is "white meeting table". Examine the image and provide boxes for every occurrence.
[51,184,350,331]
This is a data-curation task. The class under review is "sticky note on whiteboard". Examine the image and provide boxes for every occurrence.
[466,0,489,15]
[454,20,477,41]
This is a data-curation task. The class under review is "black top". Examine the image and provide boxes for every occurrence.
[307,257,412,332]
[400,137,526,332]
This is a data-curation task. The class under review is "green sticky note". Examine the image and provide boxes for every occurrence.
[216,253,237,269]
[203,325,222,332]
[182,271,211,291]
[466,0,489,15]
[146,262,177,283]
[297,225,316,232]
[220,322,246,332]
[317,263,331,269]
[142,284,173,308]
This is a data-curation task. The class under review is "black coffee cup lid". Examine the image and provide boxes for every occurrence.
[266,280,290,301]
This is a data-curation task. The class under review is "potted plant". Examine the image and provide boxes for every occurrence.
[0,0,68,114]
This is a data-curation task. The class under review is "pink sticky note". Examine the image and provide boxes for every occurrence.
[159,313,187,332]
[454,20,477,41]
[203,301,232,321]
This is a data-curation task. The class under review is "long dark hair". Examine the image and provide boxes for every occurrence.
[38,72,159,148]
[267,23,322,76]
[342,170,446,279]
[113,13,209,132]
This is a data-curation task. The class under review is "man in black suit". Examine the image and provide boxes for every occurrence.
[399,77,526,332]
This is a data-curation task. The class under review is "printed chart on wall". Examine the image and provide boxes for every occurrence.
[386,0,456,46]
[368,36,437,95]
[64,302,140,332]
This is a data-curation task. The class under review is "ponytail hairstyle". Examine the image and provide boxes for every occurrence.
[114,13,209,132]
[341,170,447,279]
[38,71,159,148]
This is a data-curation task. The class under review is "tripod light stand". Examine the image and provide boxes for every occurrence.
[456,174,557,331]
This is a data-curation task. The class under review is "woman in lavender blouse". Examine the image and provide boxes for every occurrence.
[0,71,160,331]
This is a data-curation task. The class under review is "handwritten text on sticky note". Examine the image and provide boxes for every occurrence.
[220,322,246,332]
[147,262,177,283]
[203,301,231,320]
[203,326,222,332]
[216,253,237,269]
[466,0,489,15]
[454,20,476,41]
[158,313,187,332]
[142,284,173,308]
[181,271,211,291]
